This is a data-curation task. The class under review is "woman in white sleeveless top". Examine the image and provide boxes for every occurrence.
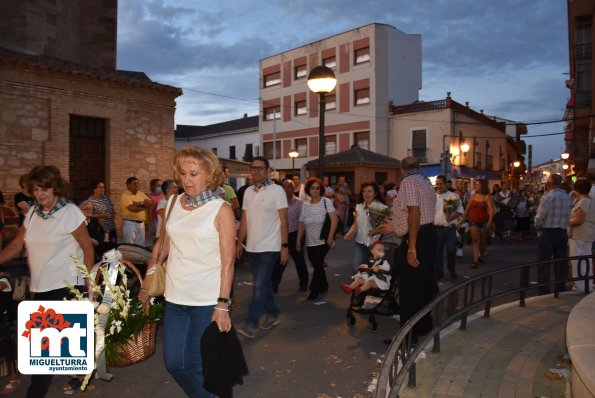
[141,147,235,398]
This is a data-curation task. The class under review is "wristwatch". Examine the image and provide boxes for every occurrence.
[281,243,289,248]
[217,297,232,306]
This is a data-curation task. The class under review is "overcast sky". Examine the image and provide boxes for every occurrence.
[117,0,569,165]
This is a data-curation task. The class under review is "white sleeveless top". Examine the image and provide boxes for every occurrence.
[164,196,225,306]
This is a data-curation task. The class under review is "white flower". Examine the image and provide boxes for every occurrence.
[97,304,110,314]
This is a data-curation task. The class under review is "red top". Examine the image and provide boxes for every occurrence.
[468,197,489,222]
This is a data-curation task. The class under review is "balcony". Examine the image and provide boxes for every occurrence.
[407,148,428,163]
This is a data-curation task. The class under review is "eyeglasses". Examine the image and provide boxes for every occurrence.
[250,166,266,171]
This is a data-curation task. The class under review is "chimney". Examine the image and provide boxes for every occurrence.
[243,113,247,118]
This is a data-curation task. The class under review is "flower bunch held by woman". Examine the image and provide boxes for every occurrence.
[296,177,338,301]
[463,179,495,268]
[344,182,387,274]
[0,165,94,397]
[141,146,236,398]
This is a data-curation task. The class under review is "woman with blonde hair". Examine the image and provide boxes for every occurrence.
[463,179,495,268]
[141,146,235,398]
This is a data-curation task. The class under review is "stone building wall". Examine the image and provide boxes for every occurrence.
[0,63,181,234]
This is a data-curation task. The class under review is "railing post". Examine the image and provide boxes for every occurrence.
[520,265,528,307]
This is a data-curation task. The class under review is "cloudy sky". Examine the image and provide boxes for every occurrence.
[117,0,569,165]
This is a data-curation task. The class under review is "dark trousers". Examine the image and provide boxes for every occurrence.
[306,244,330,295]
[397,224,436,340]
[26,287,84,398]
[435,226,457,279]
[271,231,308,291]
[537,228,568,295]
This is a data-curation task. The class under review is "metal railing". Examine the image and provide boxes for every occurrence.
[375,254,594,398]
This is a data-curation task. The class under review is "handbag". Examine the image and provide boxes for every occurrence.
[146,194,177,297]
[12,275,29,301]
[319,198,332,240]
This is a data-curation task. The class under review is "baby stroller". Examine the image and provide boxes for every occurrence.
[345,255,399,332]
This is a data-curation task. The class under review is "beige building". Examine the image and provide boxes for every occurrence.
[259,23,421,184]
[0,0,182,233]
[390,94,526,184]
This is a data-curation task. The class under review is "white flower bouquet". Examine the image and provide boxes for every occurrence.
[443,196,461,216]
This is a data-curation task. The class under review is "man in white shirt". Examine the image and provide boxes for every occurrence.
[434,175,464,281]
[236,157,289,338]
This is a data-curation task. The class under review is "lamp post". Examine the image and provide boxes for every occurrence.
[561,152,570,160]
[288,149,299,175]
[307,65,337,180]
[441,136,470,179]
[512,160,520,189]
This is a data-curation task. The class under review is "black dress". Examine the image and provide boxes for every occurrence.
[0,279,17,378]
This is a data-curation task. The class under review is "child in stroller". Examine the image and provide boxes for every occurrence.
[340,240,391,296]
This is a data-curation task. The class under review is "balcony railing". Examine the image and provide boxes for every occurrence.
[375,254,594,397]
[407,148,428,163]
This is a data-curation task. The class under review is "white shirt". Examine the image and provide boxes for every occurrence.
[434,190,464,226]
[299,197,335,247]
[243,183,288,252]
[354,201,386,246]
[155,197,169,238]
[164,196,225,306]
[24,204,86,292]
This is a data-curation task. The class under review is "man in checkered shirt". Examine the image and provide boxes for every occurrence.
[380,156,437,342]
[534,173,571,295]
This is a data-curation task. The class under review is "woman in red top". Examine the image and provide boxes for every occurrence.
[464,179,495,268]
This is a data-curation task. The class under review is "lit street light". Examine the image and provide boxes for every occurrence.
[288,148,299,174]
[307,65,337,180]
[561,152,570,160]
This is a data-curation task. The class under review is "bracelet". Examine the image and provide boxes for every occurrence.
[407,249,416,253]
[214,307,230,312]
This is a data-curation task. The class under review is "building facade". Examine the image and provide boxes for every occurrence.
[389,94,526,184]
[565,0,595,174]
[0,0,182,233]
[259,23,421,174]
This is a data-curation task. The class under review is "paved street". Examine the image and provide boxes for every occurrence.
[6,236,581,397]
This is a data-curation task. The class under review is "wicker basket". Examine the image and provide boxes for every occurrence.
[106,259,158,367]
[107,321,158,367]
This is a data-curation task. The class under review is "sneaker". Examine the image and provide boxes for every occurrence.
[260,315,280,330]
[237,323,257,338]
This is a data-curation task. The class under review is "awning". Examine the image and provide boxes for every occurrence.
[420,164,444,177]
[451,166,501,180]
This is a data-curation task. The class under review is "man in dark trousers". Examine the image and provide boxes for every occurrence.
[380,156,437,343]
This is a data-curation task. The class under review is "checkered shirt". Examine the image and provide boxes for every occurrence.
[534,188,571,229]
[392,172,437,237]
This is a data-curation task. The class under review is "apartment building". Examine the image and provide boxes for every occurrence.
[259,23,421,175]
[390,94,526,184]
[565,0,595,175]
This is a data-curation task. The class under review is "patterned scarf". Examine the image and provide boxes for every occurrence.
[184,189,217,208]
[253,179,273,193]
[34,197,70,220]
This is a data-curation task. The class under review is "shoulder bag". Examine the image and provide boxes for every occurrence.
[146,194,177,297]
[319,198,332,240]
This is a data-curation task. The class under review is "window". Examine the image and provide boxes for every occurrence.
[354,131,369,150]
[229,145,236,160]
[410,129,427,162]
[575,24,592,60]
[325,94,336,110]
[486,155,494,170]
[354,47,370,64]
[576,62,592,108]
[263,106,281,120]
[354,88,370,105]
[323,56,336,70]
[243,144,253,162]
[325,135,337,155]
[295,100,307,116]
[263,141,281,159]
[263,72,281,87]
[295,138,308,157]
[294,64,307,80]
[475,152,482,168]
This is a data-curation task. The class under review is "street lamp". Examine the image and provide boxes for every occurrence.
[460,141,470,154]
[288,149,299,174]
[307,65,337,180]
[561,152,570,160]
[513,160,521,168]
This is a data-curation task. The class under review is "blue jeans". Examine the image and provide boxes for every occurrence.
[246,251,280,328]
[163,301,214,398]
[435,226,457,278]
[352,242,369,274]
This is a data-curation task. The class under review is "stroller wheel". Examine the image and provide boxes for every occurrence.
[346,309,356,327]
[369,315,378,333]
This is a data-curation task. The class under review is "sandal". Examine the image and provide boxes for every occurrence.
[63,377,82,395]
[0,380,21,395]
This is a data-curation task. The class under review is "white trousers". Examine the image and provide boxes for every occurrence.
[568,238,594,292]
[123,220,145,246]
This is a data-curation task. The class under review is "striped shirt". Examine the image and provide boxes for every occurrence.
[392,172,437,237]
[88,195,116,232]
[287,195,303,233]
[534,188,571,229]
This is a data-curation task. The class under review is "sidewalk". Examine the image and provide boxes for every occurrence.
[6,238,579,397]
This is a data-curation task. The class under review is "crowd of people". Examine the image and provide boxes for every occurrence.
[0,151,593,397]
